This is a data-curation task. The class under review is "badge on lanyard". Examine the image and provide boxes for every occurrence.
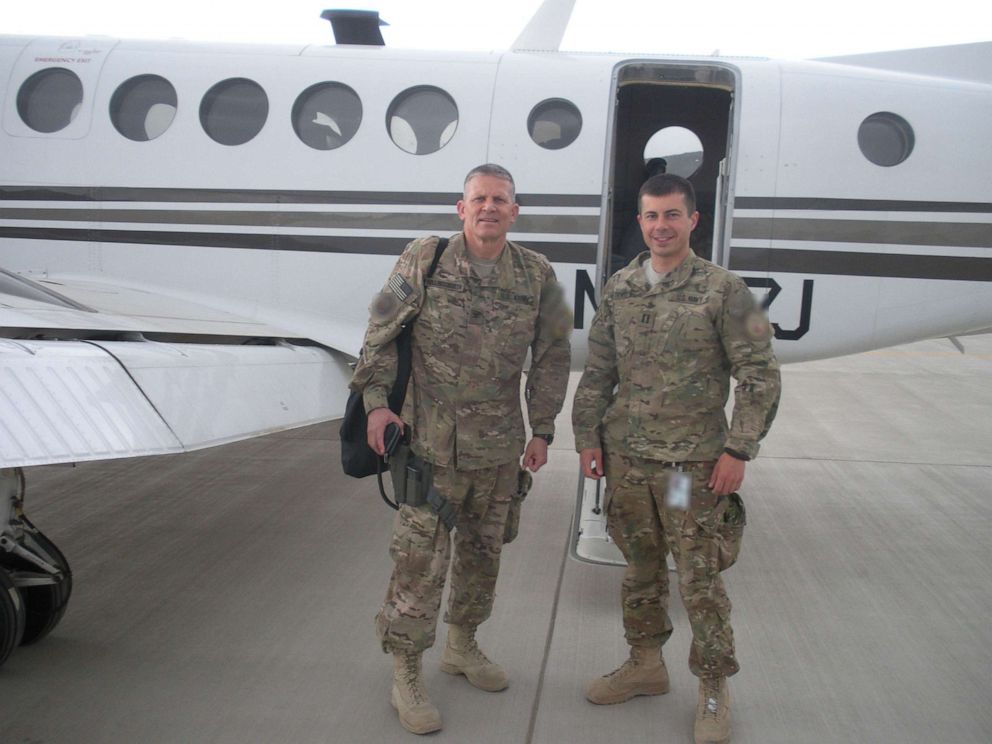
[666,468,691,510]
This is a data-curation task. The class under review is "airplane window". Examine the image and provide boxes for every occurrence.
[858,112,914,167]
[200,78,269,146]
[386,86,458,155]
[527,99,582,150]
[292,82,362,151]
[643,127,704,178]
[16,68,83,133]
[110,75,178,142]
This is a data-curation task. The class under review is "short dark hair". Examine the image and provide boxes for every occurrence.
[464,163,516,201]
[638,174,696,214]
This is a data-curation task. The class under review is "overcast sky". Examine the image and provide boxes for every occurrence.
[5,0,990,59]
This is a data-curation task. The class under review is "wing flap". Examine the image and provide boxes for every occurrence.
[1,339,353,468]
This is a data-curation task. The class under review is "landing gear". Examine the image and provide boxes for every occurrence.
[0,566,26,666]
[0,468,73,666]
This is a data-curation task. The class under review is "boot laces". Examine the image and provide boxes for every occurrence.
[701,679,722,718]
[400,655,428,704]
[462,635,494,666]
[605,657,638,681]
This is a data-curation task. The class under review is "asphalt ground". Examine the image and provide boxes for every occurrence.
[1,335,990,744]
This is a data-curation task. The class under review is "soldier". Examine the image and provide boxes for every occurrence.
[350,164,571,735]
[572,174,780,744]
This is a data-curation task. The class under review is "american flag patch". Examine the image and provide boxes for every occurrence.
[387,274,415,302]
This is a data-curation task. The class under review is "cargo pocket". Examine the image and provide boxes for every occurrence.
[717,492,746,571]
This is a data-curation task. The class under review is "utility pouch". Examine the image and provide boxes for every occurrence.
[388,448,455,530]
[717,492,746,571]
[503,469,533,544]
[388,445,430,508]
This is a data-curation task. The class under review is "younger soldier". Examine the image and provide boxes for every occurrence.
[572,174,780,744]
[351,164,570,735]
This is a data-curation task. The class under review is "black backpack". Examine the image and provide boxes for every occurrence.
[340,238,448,478]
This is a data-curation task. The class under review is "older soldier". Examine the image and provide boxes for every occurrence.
[572,174,780,744]
[350,164,570,735]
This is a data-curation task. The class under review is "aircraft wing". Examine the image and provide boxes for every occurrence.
[0,273,355,468]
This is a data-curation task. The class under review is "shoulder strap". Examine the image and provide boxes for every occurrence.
[427,237,448,279]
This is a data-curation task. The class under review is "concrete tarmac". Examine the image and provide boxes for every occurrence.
[1,336,990,744]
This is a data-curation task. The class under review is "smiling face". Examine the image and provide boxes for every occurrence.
[457,174,519,256]
[637,191,699,269]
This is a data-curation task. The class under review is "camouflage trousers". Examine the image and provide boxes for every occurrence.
[605,454,740,679]
[375,460,518,654]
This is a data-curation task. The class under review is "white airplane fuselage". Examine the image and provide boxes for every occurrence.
[2,35,989,368]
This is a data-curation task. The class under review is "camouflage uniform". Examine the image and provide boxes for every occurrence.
[572,250,780,679]
[351,233,570,654]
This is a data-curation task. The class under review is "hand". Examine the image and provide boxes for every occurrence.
[708,453,745,496]
[366,407,404,456]
[523,437,549,472]
[580,448,604,480]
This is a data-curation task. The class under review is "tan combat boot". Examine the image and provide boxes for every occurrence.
[694,677,731,744]
[391,652,442,735]
[439,624,509,692]
[584,645,670,705]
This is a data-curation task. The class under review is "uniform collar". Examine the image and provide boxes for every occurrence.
[450,232,516,290]
[625,249,698,294]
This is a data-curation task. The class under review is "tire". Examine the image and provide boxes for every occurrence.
[18,527,73,646]
[0,567,26,667]
[0,518,73,647]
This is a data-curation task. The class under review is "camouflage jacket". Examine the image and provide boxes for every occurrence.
[572,250,780,462]
[350,233,571,470]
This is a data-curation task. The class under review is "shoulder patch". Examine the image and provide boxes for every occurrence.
[744,310,774,342]
[370,290,400,321]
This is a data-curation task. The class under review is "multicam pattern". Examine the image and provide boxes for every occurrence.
[355,232,570,654]
[351,233,571,470]
[605,456,739,678]
[573,250,780,680]
[375,461,518,653]
[573,250,780,461]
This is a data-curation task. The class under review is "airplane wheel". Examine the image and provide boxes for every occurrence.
[5,521,73,646]
[0,567,26,667]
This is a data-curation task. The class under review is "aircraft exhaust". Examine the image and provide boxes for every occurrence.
[320,9,388,46]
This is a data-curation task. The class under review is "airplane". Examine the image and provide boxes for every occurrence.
[0,0,989,668]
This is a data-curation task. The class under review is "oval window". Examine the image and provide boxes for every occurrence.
[200,78,269,146]
[643,126,704,178]
[858,112,914,167]
[292,82,362,151]
[110,75,178,141]
[387,86,458,155]
[17,68,83,133]
[528,98,582,150]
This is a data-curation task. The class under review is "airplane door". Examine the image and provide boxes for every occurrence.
[601,63,738,287]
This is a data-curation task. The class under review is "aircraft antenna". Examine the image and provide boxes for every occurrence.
[320,9,388,46]
[512,0,576,52]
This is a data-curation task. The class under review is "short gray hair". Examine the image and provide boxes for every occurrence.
[463,163,516,201]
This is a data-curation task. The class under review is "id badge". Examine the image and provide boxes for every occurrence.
[666,469,691,510]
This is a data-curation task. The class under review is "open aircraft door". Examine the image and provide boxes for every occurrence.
[572,61,740,565]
